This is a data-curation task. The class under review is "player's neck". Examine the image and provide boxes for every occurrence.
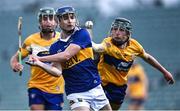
[118,42,127,49]
[61,32,71,39]
[41,32,54,40]
[61,27,75,39]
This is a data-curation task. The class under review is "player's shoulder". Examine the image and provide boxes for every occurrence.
[24,32,40,42]
[103,37,111,42]
[129,38,138,42]
[26,32,40,39]
[72,28,90,40]
[75,28,88,35]
[78,27,88,32]
[129,38,144,51]
[129,38,141,45]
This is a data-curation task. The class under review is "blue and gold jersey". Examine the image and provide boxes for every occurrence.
[50,28,101,95]
[98,37,146,86]
[21,32,64,94]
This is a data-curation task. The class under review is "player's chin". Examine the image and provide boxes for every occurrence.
[67,25,75,29]
[65,27,75,33]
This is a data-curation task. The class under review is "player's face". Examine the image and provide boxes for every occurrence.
[40,14,57,32]
[111,28,129,43]
[58,13,76,31]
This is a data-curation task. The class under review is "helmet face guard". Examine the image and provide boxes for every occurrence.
[38,7,56,33]
[110,17,132,33]
[110,17,132,46]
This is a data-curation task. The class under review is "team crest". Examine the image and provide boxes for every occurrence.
[30,93,36,99]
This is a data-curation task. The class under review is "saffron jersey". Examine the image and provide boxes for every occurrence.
[127,63,148,98]
[98,37,146,86]
[21,32,64,94]
[50,28,101,95]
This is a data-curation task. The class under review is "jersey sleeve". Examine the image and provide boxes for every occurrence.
[71,29,92,49]
[137,43,146,58]
[132,39,146,58]
[100,37,111,54]
[21,36,32,57]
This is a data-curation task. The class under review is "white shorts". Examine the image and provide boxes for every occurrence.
[67,84,109,111]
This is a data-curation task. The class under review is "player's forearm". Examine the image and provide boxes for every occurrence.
[10,52,19,65]
[143,53,168,74]
[37,62,62,77]
[39,52,71,63]
[92,41,105,53]
[10,51,26,64]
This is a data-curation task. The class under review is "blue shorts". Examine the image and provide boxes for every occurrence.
[28,88,64,110]
[103,83,127,104]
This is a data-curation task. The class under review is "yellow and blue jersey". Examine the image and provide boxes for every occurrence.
[50,28,101,95]
[127,63,148,98]
[98,37,146,86]
[21,32,64,94]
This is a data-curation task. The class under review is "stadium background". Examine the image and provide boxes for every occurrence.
[0,0,180,110]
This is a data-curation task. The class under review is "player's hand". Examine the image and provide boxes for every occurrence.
[26,55,40,66]
[11,62,24,72]
[164,71,175,84]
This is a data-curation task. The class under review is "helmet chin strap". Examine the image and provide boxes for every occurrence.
[39,25,55,34]
[111,36,129,47]
[41,28,54,33]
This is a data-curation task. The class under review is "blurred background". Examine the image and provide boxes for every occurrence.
[0,0,180,110]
